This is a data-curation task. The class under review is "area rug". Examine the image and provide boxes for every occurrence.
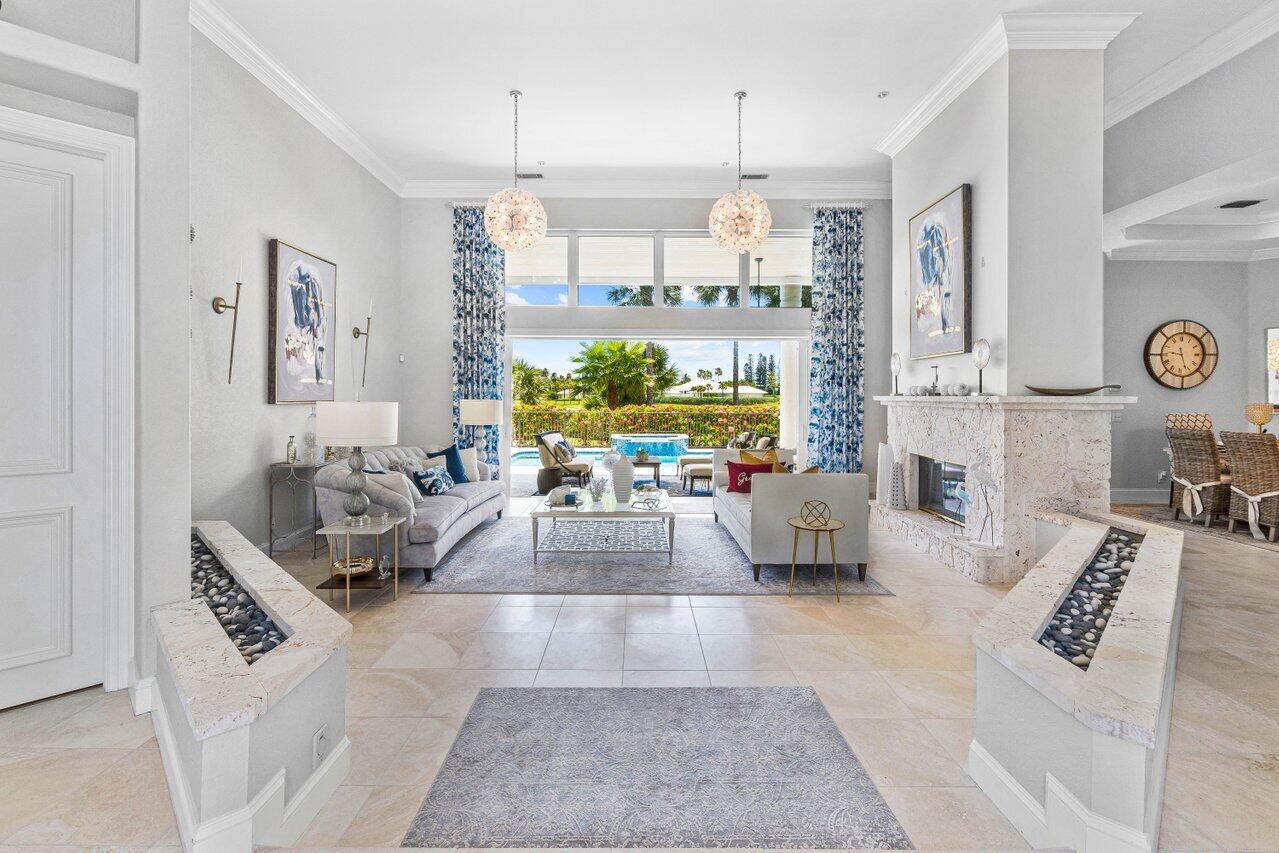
[414,517,891,596]
[1110,503,1279,554]
[401,687,913,849]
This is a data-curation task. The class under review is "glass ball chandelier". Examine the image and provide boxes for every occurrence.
[709,91,772,253]
[484,90,547,252]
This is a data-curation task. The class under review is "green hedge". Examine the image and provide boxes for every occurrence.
[512,403,781,447]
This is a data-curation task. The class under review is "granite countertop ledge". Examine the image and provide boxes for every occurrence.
[972,510,1183,748]
[152,520,352,740]
[874,394,1137,409]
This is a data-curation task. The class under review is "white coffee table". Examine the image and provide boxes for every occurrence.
[531,489,676,565]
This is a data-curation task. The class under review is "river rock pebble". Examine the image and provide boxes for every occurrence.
[191,535,284,664]
[1036,528,1143,671]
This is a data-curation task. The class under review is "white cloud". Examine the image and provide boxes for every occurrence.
[557,292,568,305]
[505,291,530,306]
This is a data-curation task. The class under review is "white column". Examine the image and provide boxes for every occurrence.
[779,339,802,457]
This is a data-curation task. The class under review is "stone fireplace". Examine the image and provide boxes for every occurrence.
[871,395,1134,583]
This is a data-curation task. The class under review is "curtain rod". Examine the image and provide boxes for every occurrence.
[807,202,866,210]
[447,201,486,209]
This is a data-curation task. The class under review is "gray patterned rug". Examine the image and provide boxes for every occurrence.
[1111,503,1279,554]
[402,687,913,849]
[416,517,891,596]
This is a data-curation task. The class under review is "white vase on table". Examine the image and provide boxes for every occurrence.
[612,455,634,503]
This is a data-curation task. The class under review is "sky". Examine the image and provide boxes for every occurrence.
[514,338,781,381]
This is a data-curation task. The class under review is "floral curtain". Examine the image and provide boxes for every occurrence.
[807,206,865,473]
[452,205,505,476]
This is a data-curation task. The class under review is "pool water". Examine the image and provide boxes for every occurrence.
[509,447,711,467]
[611,433,690,459]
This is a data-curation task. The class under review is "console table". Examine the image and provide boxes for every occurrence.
[267,461,327,557]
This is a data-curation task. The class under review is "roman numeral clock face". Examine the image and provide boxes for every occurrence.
[1144,320,1218,389]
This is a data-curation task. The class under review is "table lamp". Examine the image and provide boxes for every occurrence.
[1245,402,1273,433]
[459,399,501,460]
[316,401,398,526]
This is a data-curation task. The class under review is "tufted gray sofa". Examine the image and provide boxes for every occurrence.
[314,445,506,581]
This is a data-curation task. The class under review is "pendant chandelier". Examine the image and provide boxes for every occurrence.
[709,91,772,253]
[484,90,547,252]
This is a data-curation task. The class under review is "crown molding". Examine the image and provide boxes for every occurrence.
[190,0,404,194]
[876,13,1138,158]
[1105,1,1279,128]
[400,178,891,200]
[1106,245,1279,262]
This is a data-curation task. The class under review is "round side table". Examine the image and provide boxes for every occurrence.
[787,516,846,601]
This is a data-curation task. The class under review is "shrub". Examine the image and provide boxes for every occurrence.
[512,403,780,447]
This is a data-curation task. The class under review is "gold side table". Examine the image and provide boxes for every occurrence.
[787,516,846,602]
[316,517,405,612]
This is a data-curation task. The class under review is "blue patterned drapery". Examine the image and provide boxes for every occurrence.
[807,206,865,473]
[452,205,505,477]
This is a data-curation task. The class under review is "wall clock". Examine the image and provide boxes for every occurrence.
[1144,320,1218,389]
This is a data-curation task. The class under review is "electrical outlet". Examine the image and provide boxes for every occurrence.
[1158,470,1167,483]
[312,724,329,770]
[1112,411,1122,422]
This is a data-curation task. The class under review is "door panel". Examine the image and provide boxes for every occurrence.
[0,133,107,708]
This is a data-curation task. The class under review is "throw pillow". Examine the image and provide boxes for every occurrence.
[424,444,470,484]
[739,449,778,465]
[553,440,574,463]
[457,445,481,482]
[412,465,455,497]
[361,456,387,473]
[726,460,773,494]
[773,463,819,474]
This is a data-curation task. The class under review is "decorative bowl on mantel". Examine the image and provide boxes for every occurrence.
[1024,384,1122,396]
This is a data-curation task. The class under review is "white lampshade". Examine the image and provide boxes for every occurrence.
[316,401,398,447]
[459,399,501,426]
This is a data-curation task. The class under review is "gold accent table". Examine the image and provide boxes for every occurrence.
[787,516,846,601]
[316,516,405,612]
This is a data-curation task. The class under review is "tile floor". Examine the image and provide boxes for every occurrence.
[1,516,1275,851]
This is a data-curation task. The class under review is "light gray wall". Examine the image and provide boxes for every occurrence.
[1247,259,1279,405]
[397,196,893,478]
[189,31,403,546]
[0,0,137,61]
[1104,33,1279,212]
[892,58,1009,393]
[1104,259,1250,499]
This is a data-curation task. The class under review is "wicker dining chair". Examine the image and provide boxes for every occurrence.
[1164,413,1219,507]
[1220,431,1279,542]
[1166,428,1231,526]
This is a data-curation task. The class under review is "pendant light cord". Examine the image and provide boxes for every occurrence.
[736,92,744,191]
[511,90,520,188]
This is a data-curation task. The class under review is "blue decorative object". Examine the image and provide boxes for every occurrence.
[807,207,866,474]
[413,465,456,497]
[452,205,505,478]
[425,444,470,485]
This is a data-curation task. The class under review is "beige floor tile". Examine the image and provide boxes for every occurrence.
[5,746,175,846]
[882,670,976,719]
[1168,682,1279,754]
[480,606,561,633]
[623,634,706,670]
[561,594,627,606]
[773,634,873,671]
[534,669,624,687]
[627,594,690,607]
[379,717,462,786]
[691,607,774,635]
[347,669,534,719]
[699,635,788,671]
[1162,751,1279,850]
[457,632,550,669]
[918,718,974,765]
[626,607,699,635]
[836,718,972,787]
[498,593,564,607]
[20,692,153,751]
[0,747,130,839]
[540,633,625,670]
[551,606,627,634]
[337,784,430,847]
[796,671,914,718]
[405,605,498,633]
[763,606,841,635]
[819,603,919,636]
[847,636,975,671]
[369,633,471,670]
[688,594,778,607]
[0,688,104,746]
[345,630,402,669]
[707,670,798,686]
[879,786,1027,850]
[408,592,504,607]
[353,601,447,633]
[345,717,416,785]
[295,784,373,846]
[622,670,711,687]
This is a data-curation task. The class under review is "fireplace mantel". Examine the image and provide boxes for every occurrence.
[871,394,1136,583]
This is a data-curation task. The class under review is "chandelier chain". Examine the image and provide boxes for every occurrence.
[736,92,743,191]
[512,90,520,188]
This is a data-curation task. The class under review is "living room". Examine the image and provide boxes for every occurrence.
[3,2,1279,852]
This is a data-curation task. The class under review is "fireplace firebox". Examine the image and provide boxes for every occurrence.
[918,456,966,525]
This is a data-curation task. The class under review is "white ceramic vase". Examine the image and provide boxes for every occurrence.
[601,448,622,472]
[612,455,634,503]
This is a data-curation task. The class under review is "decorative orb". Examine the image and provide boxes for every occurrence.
[800,499,832,526]
[890,352,902,377]
[483,187,547,252]
[709,189,772,253]
[972,338,991,371]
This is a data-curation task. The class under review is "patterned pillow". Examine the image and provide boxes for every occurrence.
[553,441,574,463]
[412,465,455,497]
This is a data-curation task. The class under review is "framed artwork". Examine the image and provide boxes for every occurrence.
[908,183,971,360]
[269,239,337,404]
[1268,327,1279,408]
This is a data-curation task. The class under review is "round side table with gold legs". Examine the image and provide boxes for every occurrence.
[787,515,846,602]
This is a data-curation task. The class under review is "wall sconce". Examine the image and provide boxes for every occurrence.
[352,298,373,388]
[211,280,241,384]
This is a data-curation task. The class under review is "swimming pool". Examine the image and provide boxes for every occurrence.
[509,445,711,467]
[610,433,690,459]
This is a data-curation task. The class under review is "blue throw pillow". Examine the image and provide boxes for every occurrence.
[425,444,470,484]
[412,465,455,497]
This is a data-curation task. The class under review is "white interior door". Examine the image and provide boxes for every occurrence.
[0,130,109,708]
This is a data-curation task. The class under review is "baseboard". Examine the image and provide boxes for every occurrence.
[258,735,351,847]
[968,740,1152,853]
[1110,488,1166,504]
[256,523,318,555]
[128,659,154,715]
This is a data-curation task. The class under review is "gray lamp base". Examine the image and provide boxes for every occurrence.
[342,447,372,526]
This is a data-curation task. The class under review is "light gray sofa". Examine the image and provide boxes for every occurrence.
[711,448,869,583]
[314,445,506,581]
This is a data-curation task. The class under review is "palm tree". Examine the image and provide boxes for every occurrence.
[511,358,545,405]
[606,286,654,307]
[731,341,740,404]
[691,285,740,307]
[570,340,652,409]
[647,344,682,396]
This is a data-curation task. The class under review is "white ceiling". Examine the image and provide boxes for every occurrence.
[209,0,1264,186]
